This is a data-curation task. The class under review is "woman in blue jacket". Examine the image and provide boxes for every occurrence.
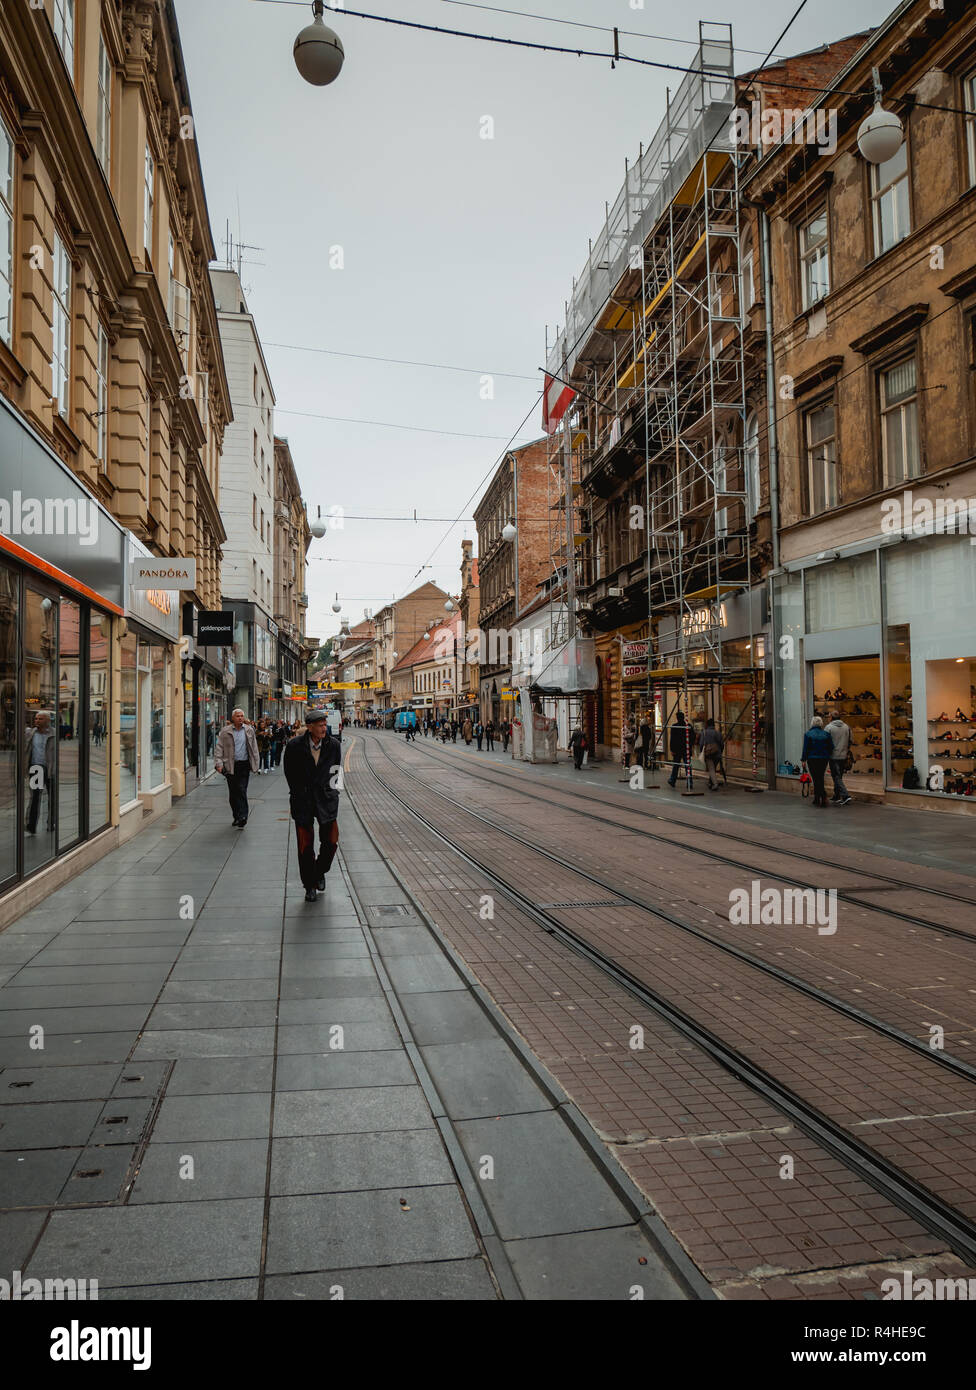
[801,715,834,807]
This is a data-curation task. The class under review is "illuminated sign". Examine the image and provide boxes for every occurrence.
[146,589,172,615]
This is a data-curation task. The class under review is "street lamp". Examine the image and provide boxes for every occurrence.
[502,520,517,543]
[857,67,903,164]
[331,594,341,613]
[294,2,345,87]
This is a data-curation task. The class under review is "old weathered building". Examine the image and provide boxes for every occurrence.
[0,0,231,917]
[747,0,976,810]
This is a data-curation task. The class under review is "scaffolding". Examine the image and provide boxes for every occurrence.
[546,21,767,782]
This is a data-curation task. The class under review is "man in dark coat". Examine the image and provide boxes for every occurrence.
[283,709,342,902]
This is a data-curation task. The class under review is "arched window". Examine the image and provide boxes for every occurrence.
[744,413,760,522]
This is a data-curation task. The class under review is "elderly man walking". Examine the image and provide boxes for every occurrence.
[215,708,259,828]
[284,709,342,903]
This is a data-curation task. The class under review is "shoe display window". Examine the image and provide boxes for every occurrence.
[812,656,884,792]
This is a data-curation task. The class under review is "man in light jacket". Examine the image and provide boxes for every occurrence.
[283,709,342,902]
[215,708,259,827]
[25,710,56,834]
[824,710,852,805]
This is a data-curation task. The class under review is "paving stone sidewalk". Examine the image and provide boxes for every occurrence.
[0,764,698,1300]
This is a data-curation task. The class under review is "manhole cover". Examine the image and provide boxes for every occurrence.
[368,904,415,918]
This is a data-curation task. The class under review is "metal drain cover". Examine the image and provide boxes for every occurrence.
[538,900,629,909]
[368,904,415,918]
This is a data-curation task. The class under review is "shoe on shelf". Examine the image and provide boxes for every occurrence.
[305,888,317,902]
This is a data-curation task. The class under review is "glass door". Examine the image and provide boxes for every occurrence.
[57,597,82,851]
[0,561,19,887]
[22,586,58,875]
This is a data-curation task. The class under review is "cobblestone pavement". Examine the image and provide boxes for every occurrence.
[346,730,976,1299]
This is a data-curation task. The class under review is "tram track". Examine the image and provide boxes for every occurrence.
[391,734,976,943]
[352,733,976,1270]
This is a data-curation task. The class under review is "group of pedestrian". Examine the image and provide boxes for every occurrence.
[801,712,853,808]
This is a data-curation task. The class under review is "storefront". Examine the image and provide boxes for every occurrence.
[227,601,278,719]
[122,538,180,814]
[772,533,976,808]
[0,395,125,894]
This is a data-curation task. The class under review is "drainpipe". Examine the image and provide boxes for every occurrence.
[760,207,780,572]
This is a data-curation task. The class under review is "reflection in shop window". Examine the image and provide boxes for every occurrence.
[0,562,18,884]
[89,612,110,829]
[120,632,137,804]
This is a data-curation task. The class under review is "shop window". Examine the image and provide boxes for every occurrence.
[57,598,81,850]
[88,611,110,830]
[96,31,112,179]
[886,623,914,787]
[799,207,829,309]
[880,355,919,486]
[0,114,13,347]
[870,140,910,256]
[804,401,837,513]
[0,561,18,885]
[151,645,166,788]
[812,657,883,787]
[52,233,71,417]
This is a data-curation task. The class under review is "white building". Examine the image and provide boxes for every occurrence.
[210,267,279,716]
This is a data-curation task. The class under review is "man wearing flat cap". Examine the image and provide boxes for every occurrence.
[283,709,343,902]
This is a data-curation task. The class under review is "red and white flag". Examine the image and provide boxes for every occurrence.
[543,373,575,435]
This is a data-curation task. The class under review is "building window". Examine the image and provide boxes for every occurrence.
[799,208,829,309]
[880,355,920,486]
[871,141,910,256]
[96,32,112,177]
[744,412,760,522]
[52,232,71,417]
[96,323,109,469]
[740,248,754,314]
[54,0,75,74]
[0,115,13,347]
[143,144,154,256]
[966,73,976,189]
[804,401,837,513]
[252,494,257,528]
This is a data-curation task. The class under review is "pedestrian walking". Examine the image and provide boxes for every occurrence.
[284,709,342,902]
[623,719,636,769]
[698,718,724,791]
[485,719,495,751]
[501,719,510,753]
[824,709,853,804]
[256,718,272,773]
[462,717,473,745]
[801,715,834,808]
[569,725,587,770]
[215,708,259,827]
[475,719,484,751]
[666,710,691,788]
[638,715,653,769]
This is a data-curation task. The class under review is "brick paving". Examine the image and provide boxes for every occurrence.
[347,731,976,1297]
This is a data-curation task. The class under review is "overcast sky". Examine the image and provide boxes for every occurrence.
[175,0,894,644]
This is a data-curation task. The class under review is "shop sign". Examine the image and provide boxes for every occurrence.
[268,618,279,638]
[130,558,196,589]
[124,539,179,641]
[197,611,234,646]
[622,639,649,679]
[0,396,126,606]
[292,684,308,700]
[257,668,272,686]
[283,682,293,698]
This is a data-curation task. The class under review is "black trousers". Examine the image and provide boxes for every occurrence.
[295,818,339,890]
[26,776,55,832]
[807,757,829,806]
[226,760,251,823]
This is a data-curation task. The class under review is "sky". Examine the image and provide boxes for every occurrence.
[174,0,895,646]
